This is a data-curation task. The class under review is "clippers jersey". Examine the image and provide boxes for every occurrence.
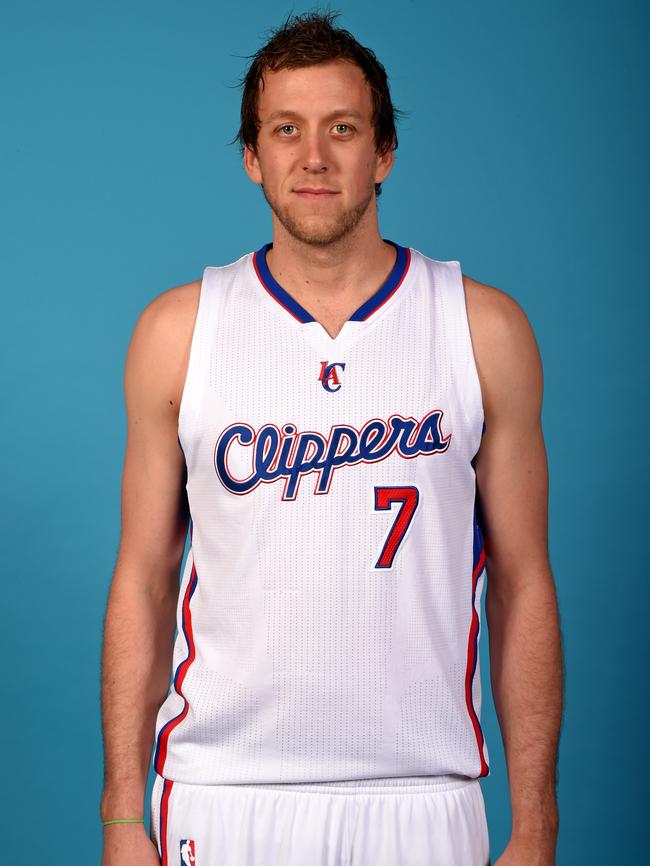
[152,240,490,786]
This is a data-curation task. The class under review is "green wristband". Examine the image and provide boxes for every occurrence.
[102,818,145,826]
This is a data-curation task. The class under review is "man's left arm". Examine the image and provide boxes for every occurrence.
[466,278,564,865]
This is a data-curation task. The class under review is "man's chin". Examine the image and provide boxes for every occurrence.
[276,217,351,247]
[290,227,349,246]
[263,187,375,246]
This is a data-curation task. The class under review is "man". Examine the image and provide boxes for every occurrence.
[100,11,563,866]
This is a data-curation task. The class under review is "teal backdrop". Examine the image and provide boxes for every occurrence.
[1,1,647,863]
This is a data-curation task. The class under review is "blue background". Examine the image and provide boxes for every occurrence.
[2,1,647,862]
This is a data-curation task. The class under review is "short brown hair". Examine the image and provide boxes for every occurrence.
[232,9,405,197]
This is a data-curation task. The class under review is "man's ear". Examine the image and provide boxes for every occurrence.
[374,146,395,185]
[243,144,263,185]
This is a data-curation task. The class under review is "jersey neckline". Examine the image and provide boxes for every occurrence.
[251,239,412,326]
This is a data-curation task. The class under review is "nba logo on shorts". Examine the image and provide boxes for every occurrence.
[180,838,196,864]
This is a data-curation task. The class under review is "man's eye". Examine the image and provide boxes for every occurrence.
[334,124,352,134]
[278,125,295,135]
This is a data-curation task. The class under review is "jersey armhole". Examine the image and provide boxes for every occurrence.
[449,261,486,456]
[178,267,213,458]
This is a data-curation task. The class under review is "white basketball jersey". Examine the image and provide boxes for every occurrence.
[152,240,490,786]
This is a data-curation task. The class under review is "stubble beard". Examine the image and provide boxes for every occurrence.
[260,181,375,247]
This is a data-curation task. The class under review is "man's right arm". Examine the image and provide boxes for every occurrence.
[99,281,200,859]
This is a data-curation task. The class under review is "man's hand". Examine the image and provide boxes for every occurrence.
[101,823,161,866]
[494,829,558,866]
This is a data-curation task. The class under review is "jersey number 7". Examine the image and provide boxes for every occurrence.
[374,486,419,569]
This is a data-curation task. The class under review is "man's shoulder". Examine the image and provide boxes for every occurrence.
[461,273,542,417]
[461,272,537,353]
[126,278,203,413]
[142,278,202,331]
[462,273,526,327]
[136,247,254,344]
[415,248,527,330]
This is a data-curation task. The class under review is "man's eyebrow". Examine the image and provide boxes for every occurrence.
[263,109,365,124]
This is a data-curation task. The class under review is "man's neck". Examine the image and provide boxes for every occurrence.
[265,232,398,324]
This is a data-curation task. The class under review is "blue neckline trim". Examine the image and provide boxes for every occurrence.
[253,239,411,325]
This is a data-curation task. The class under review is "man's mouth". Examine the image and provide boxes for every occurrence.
[294,188,339,198]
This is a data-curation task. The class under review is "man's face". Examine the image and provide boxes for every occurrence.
[243,59,394,246]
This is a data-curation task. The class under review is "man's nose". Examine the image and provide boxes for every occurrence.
[301,131,329,172]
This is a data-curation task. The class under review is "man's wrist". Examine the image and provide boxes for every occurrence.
[511,803,559,843]
[100,787,146,823]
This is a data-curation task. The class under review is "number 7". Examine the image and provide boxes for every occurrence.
[374,486,420,569]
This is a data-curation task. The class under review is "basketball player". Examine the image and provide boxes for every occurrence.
[100,11,563,866]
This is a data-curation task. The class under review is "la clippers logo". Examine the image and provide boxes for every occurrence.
[180,839,195,864]
[319,360,345,392]
[214,408,451,500]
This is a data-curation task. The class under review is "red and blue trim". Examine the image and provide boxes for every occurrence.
[153,520,199,777]
[252,239,412,324]
[158,777,173,866]
[464,494,490,777]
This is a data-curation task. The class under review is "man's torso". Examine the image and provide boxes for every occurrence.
[150,241,492,786]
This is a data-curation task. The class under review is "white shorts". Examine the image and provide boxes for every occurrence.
[150,772,491,866]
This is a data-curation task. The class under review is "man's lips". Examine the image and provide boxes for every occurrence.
[294,188,340,198]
